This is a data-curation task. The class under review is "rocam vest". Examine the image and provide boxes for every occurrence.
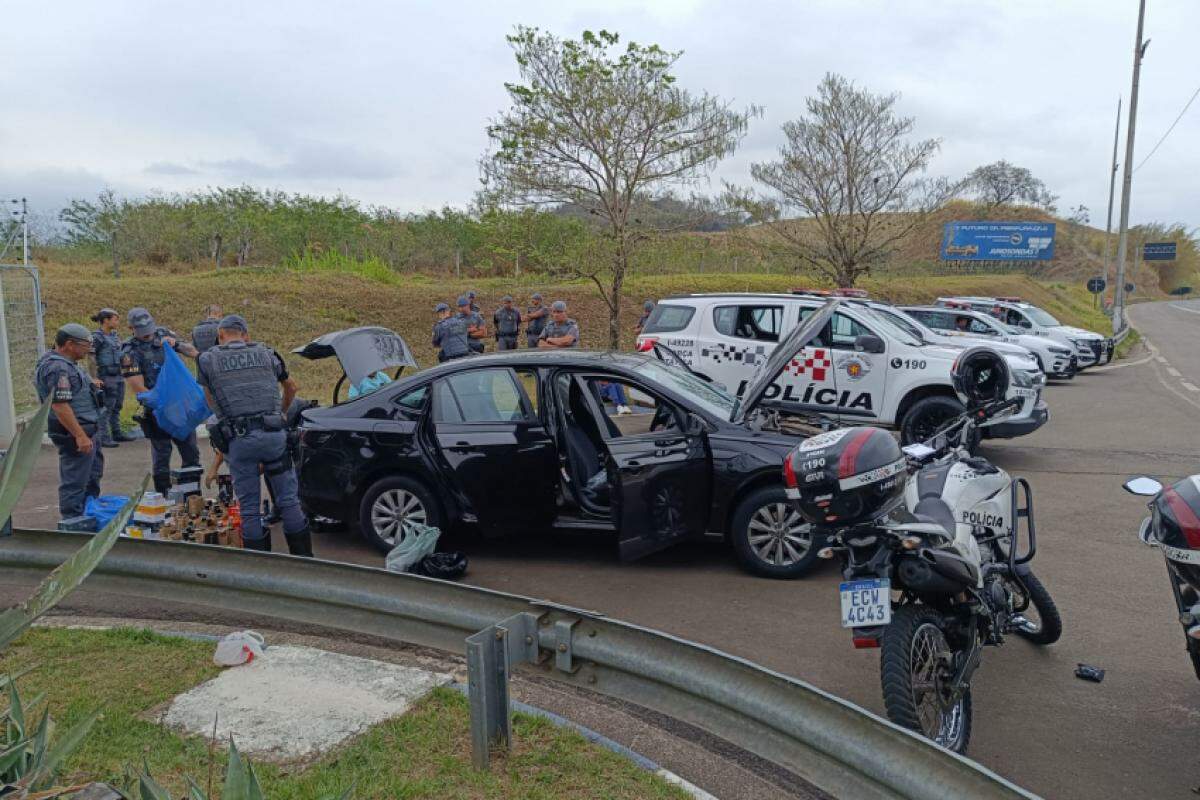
[192,318,220,354]
[93,330,122,374]
[34,351,100,428]
[495,307,520,336]
[199,341,280,422]
[435,316,471,359]
[125,329,173,389]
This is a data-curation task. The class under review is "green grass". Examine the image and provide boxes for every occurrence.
[0,627,687,800]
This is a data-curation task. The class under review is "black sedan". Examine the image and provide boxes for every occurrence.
[294,305,841,578]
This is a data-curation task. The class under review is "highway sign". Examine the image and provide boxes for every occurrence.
[1125,282,1135,294]
[1087,277,1106,294]
[1143,242,1177,261]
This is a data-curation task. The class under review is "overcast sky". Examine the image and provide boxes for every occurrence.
[2,0,1197,231]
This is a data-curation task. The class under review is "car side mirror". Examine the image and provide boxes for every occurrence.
[1123,476,1163,496]
[854,334,885,354]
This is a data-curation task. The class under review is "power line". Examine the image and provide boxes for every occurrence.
[1134,83,1200,172]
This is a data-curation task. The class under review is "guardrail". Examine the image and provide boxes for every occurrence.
[0,529,1039,800]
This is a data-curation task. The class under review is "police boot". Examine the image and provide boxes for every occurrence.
[284,526,314,558]
[243,536,272,552]
[153,475,171,496]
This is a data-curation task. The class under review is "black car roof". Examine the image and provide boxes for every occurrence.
[412,349,658,379]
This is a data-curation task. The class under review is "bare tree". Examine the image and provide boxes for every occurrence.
[732,74,953,288]
[481,27,756,348]
[964,160,1058,212]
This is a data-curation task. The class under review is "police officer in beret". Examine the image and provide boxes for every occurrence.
[197,315,312,555]
[538,301,580,348]
[525,292,548,348]
[120,307,201,496]
[432,302,471,362]
[90,308,133,447]
[34,323,106,519]
[191,304,223,355]
[458,296,487,354]
[493,295,522,351]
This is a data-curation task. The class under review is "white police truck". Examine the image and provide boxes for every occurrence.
[636,293,1048,445]
[901,305,1077,378]
[935,296,1111,368]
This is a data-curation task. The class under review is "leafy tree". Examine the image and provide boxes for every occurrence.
[481,27,755,347]
[732,73,953,288]
[963,160,1057,212]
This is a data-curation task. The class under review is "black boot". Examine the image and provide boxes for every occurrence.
[243,535,272,552]
[153,475,171,496]
[284,526,313,557]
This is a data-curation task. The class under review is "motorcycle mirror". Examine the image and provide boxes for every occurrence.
[1123,476,1163,496]
[1137,517,1158,547]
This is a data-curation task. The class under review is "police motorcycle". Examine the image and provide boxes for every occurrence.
[1121,473,1200,679]
[781,347,1061,753]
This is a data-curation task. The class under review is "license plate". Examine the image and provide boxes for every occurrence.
[1014,387,1037,398]
[839,578,892,628]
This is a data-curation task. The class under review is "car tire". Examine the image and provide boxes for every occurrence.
[730,485,822,579]
[358,476,443,555]
[900,396,979,453]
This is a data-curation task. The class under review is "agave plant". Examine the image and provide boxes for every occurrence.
[0,674,101,796]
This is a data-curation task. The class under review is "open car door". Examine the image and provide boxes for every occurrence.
[572,374,712,561]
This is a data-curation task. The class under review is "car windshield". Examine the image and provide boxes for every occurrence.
[862,308,923,347]
[632,359,736,418]
[871,307,929,343]
[1024,307,1061,327]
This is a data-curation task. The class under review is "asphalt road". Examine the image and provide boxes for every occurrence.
[9,300,1200,799]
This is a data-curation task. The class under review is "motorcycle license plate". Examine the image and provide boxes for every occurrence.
[1014,387,1037,399]
[839,579,892,628]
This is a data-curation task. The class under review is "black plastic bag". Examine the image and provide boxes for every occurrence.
[410,551,468,580]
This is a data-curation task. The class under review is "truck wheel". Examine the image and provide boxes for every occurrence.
[900,396,977,452]
[358,476,442,555]
[730,486,823,579]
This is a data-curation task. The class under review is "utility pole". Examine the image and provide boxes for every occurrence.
[1102,97,1121,306]
[19,199,28,267]
[1113,0,1148,333]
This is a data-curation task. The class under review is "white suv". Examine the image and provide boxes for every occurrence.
[902,305,1077,379]
[637,293,1048,445]
[935,296,1111,368]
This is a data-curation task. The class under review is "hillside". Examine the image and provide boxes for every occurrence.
[38,260,1115,400]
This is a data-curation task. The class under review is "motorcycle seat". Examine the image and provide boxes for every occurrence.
[913,497,958,538]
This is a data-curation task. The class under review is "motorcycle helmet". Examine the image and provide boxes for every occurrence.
[951,346,1010,409]
[1154,476,1200,591]
[783,427,906,527]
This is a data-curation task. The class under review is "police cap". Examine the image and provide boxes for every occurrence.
[57,322,92,346]
[552,300,567,312]
[128,307,156,336]
[434,302,449,313]
[531,292,543,300]
[456,296,469,307]
[218,314,248,333]
[643,300,654,311]
[502,295,513,302]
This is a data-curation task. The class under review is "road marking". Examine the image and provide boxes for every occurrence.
[1155,356,1168,363]
[1170,302,1200,315]
[1183,382,1200,393]
[1168,367,1182,377]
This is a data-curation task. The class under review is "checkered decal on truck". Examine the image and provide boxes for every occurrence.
[701,342,769,365]
[787,348,831,381]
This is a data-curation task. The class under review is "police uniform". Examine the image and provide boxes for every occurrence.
[463,310,486,353]
[432,315,471,362]
[121,327,201,495]
[526,303,548,348]
[197,331,310,554]
[91,327,126,444]
[191,317,221,354]
[539,317,580,347]
[34,347,104,518]
[493,304,522,351]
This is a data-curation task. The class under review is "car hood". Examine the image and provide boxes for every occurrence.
[929,331,1031,356]
[1053,325,1103,340]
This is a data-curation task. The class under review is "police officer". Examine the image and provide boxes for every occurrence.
[191,304,223,355]
[467,290,481,314]
[197,315,312,556]
[35,324,105,519]
[459,296,487,354]
[90,308,133,447]
[432,302,471,362]
[121,307,201,496]
[493,295,522,351]
[635,300,654,336]
[538,301,580,348]
[525,292,548,348]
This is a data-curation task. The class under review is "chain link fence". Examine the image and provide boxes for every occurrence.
[0,264,46,419]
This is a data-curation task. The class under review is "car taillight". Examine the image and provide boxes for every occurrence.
[782,454,797,488]
[636,337,657,352]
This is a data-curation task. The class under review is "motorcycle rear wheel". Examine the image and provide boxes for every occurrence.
[881,605,972,754]
[1009,570,1063,645]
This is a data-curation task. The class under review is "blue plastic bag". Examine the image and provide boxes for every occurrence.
[84,495,131,529]
[137,345,211,441]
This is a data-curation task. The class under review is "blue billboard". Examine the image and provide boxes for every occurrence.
[1143,242,1177,261]
[940,221,1056,261]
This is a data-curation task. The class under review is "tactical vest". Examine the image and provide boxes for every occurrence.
[496,307,520,336]
[436,317,471,359]
[526,306,548,335]
[93,330,122,375]
[192,318,220,354]
[200,341,280,422]
[125,329,172,389]
[34,351,100,428]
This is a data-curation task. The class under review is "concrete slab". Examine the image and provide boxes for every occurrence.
[161,644,451,763]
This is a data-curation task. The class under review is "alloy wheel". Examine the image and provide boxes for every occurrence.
[747,503,812,567]
[371,489,427,546]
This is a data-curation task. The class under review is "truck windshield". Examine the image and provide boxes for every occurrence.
[862,308,923,347]
[1025,307,1061,327]
[870,307,929,343]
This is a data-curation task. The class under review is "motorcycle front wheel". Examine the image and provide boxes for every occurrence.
[1009,570,1063,645]
[881,605,972,754]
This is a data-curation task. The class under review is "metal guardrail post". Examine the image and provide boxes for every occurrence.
[466,611,543,769]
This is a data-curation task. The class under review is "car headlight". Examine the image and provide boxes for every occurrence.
[1011,369,1033,388]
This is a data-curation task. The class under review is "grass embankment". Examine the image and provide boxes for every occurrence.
[1,627,687,799]
[40,260,1117,403]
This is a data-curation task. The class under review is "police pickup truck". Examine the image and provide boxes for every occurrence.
[636,292,1048,445]
[936,296,1111,368]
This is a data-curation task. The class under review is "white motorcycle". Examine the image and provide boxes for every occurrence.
[783,347,1061,753]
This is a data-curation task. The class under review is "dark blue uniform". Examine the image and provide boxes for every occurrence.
[432,316,471,362]
[525,304,549,348]
[91,329,125,444]
[121,328,201,495]
[494,306,522,351]
[34,351,104,517]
